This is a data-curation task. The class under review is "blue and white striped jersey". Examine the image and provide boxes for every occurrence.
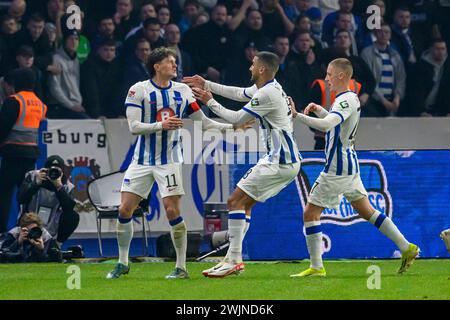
[125,79,199,166]
[323,91,360,175]
[242,79,301,165]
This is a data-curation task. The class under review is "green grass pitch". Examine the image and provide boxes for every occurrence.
[0,259,448,300]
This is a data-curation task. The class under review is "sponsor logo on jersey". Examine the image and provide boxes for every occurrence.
[156,107,176,122]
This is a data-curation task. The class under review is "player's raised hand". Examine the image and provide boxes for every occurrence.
[192,87,213,104]
[182,75,206,89]
[162,115,183,131]
[304,103,321,115]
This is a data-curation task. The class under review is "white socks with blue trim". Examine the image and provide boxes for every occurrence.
[304,221,323,269]
[117,216,133,266]
[227,210,247,263]
[170,216,187,270]
[369,210,410,252]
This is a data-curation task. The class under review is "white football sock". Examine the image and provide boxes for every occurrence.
[224,215,250,262]
[369,210,410,252]
[304,221,323,269]
[117,217,133,266]
[227,210,246,264]
[170,217,187,270]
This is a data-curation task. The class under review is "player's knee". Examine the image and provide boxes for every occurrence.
[118,203,134,218]
[165,205,179,220]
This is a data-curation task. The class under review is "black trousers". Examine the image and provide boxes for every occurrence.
[56,209,80,243]
[0,157,36,232]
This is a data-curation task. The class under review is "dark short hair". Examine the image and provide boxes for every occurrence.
[184,0,199,8]
[28,13,45,24]
[256,51,279,74]
[432,38,447,46]
[147,47,176,77]
[335,28,351,38]
[395,6,410,14]
[16,45,34,57]
[156,4,170,13]
[135,37,151,49]
[143,17,160,29]
[98,38,116,48]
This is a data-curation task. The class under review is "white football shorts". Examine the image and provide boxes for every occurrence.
[121,162,185,199]
[308,172,367,209]
[237,160,301,202]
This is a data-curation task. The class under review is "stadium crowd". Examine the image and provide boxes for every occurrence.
[0,0,449,119]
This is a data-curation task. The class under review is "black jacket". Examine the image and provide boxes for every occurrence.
[80,55,123,118]
[12,29,52,73]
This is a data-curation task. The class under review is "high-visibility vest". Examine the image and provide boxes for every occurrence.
[311,79,362,109]
[1,91,47,147]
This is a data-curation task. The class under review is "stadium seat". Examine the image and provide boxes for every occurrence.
[87,171,149,257]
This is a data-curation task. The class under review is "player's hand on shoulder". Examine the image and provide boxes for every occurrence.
[182,75,206,89]
[304,103,320,115]
[192,87,213,104]
[162,115,183,131]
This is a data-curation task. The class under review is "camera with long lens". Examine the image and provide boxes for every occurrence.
[27,226,43,240]
[47,166,62,180]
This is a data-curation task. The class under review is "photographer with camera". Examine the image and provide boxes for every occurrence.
[17,155,79,247]
[0,212,56,263]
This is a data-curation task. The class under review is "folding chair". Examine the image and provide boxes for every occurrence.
[87,171,149,257]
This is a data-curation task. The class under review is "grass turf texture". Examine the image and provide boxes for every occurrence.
[0,259,448,300]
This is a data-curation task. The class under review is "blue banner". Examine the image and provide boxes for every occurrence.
[231,150,450,259]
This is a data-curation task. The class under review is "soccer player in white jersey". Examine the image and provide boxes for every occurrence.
[289,58,419,277]
[106,48,242,280]
[185,52,301,278]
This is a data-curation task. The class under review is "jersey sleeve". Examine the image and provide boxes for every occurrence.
[124,83,144,109]
[242,85,258,99]
[182,84,201,116]
[330,94,357,124]
[241,90,272,118]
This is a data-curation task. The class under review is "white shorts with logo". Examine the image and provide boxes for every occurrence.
[308,172,367,209]
[237,160,301,202]
[121,162,185,199]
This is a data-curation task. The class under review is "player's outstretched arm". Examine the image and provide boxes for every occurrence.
[192,87,254,125]
[183,75,255,102]
[295,112,342,132]
[126,107,183,135]
[303,102,329,118]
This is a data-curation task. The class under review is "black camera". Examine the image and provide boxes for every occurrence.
[48,166,62,180]
[27,226,43,240]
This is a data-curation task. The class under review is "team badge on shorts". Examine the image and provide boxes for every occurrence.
[123,178,131,186]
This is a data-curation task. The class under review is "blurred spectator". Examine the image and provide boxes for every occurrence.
[14,46,43,98]
[233,9,272,53]
[361,23,406,117]
[322,0,362,51]
[305,7,325,47]
[323,11,360,55]
[92,17,122,53]
[7,0,26,30]
[156,4,171,36]
[0,68,47,233]
[287,31,322,109]
[18,155,79,245]
[114,0,140,41]
[290,0,314,22]
[193,10,209,26]
[12,13,54,76]
[178,0,216,10]
[312,0,339,19]
[405,39,450,117]
[292,14,325,51]
[81,39,122,118]
[1,212,58,263]
[227,0,254,32]
[121,38,151,98]
[123,17,165,61]
[44,0,64,42]
[125,2,157,39]
[1,13,18,35]
[0,69,15,105]
[390,6,426,71]
[224,39,257,88]
[44,22,58,52]
[47,29,89,119]
[260,0,295,40]
[321,29,375,107]
[182,4,232,82]
[178,0,200,34]
[360,0,386,50]
[165,23,193,80]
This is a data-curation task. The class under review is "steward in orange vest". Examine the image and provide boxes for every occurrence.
[309,78,361,150]
[0,68,47,232]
